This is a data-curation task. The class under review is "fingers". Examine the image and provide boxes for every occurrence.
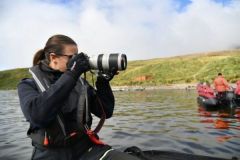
[78,52,88,60]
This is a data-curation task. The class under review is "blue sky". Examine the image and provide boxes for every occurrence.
[0,0,239,70]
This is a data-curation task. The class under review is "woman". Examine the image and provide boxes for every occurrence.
[18,35,139,160]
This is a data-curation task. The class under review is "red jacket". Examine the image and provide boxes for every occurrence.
[197,84,215,98]
[235,80,240,95]
[214,76,229,92]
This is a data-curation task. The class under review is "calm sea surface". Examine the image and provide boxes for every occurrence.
[0,89,239,159]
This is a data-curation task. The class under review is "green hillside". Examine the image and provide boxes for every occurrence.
[0,68,31,90]
[111,50,240,86]
[0,50,240,90]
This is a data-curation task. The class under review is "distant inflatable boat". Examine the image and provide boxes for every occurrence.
[196,84,240,114]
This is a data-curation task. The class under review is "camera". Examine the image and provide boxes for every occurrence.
[88,53,127,71]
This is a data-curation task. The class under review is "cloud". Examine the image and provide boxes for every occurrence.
[0,0,239,70]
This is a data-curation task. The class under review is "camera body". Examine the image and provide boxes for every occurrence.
[88,53,127,71]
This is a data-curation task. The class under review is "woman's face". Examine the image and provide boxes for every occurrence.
[49,44,78,72]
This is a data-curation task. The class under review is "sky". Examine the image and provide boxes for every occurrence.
[0,0,239,70]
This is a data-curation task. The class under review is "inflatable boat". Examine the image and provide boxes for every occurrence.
[196,84,238,113]
[125,146,238,160]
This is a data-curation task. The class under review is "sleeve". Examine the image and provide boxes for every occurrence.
[223,78,229,90]
[213,79,217,89]
[89,77,115,119]
[17,72,77,128]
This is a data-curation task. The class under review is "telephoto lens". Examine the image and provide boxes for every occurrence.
[88,53,127,71]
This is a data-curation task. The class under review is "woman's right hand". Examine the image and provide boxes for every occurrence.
[67,52,90,79]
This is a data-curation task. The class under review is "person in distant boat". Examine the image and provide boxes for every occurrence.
[235,80,240,106]
[204,81,215,98]
[235,80,240,96]
[17,34,140,160]
[213,73,230,99]
[197,81,215,98]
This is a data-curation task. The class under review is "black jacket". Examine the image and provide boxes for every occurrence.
[18,63,114,131]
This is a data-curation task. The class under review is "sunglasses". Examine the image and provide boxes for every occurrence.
[59,53,77,59]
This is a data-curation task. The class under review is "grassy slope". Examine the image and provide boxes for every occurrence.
[0,68,31,90]
[0,50,240,89]
[111,50,240,86]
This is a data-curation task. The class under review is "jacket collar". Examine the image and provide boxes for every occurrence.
[39,60,63,83]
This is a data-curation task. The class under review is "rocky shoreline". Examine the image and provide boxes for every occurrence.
[111,83,237,91]
[111,84,197,91]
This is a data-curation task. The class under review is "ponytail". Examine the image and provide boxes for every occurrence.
[33,34,77,66]
[33,49,45,66]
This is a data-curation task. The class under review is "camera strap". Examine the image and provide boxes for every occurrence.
[77,78,106,134]
[78,77,106,145]
[94,96,106,133]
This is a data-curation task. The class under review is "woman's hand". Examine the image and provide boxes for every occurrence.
[67,52,90,79]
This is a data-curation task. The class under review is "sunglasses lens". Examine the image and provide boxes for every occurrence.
[70,54,78,59]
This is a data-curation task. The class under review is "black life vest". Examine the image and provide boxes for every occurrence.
[27,64,93,148]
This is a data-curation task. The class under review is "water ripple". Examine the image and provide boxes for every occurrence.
[1,90,239,159]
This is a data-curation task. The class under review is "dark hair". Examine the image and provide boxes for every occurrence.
[218,73,222,76]
[33,34,77,66]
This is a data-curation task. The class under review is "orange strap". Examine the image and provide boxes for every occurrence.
[86,130,105,145]
[43,132,49,146]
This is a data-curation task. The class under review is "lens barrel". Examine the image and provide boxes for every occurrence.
[89,53,127,71]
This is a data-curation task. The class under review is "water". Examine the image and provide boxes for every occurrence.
[0,90,239,159]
